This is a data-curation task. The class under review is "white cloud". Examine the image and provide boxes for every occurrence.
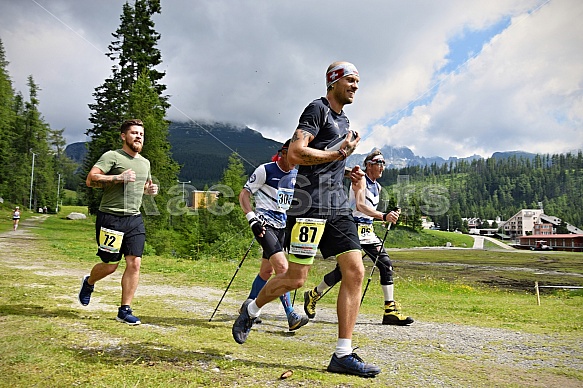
[0,0,580,158]
[374,0,583,157]
[1,1,117,139]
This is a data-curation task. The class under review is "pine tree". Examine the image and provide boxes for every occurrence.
[49,128,78,211]
[204,152,251,259]
[127,71,179,250]
[83,0,167,214]
[0,39,16,200]
[206,152,247,229]
[109,0,166,98]
[409,196,423,231]
[9,93,31,206]
[24,76,55,211]
[219,153,247,199]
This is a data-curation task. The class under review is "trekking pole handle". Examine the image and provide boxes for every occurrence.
[382,207,400,231]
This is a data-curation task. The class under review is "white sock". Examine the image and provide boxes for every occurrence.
[335,338,352,358]
[315,280,329,295]
[247,300,262,318]
[382,284,394,302]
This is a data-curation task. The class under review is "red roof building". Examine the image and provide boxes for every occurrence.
[518,234,583,252]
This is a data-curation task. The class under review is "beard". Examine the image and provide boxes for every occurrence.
[127,140,143,153]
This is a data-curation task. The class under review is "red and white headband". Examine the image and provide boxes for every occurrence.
[326,63,359,88]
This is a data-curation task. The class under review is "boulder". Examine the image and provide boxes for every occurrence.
[66,212,87,220]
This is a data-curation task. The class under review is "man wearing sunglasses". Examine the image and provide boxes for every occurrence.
[303,150,414,326]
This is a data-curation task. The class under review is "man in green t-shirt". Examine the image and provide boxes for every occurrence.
[78,119,158,325]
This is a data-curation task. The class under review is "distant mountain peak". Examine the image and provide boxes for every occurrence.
[491,151,536,160]
[65,120,545,186]
[346,145,483,169]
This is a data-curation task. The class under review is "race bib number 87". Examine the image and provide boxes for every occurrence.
[289,218,326,257]
[98,227,124,254]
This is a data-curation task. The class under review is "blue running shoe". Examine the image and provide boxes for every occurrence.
[116,306,141,325]
[287,311,309,331]
[232,299,256,344]
[78,275,94,306]
[327,351,381,378]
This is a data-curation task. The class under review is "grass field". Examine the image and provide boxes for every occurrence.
[0,206,582,387]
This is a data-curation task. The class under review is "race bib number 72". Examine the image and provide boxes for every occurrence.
[98,227,124,254]
[289,218,326,257]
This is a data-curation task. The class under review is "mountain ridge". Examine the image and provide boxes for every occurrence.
[66,121,544,187]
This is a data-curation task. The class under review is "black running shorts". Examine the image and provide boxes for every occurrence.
[257,225,286,259]
[95,210,146,263]
[285,212,361,264]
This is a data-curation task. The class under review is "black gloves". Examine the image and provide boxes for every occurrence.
[246,212,265,238]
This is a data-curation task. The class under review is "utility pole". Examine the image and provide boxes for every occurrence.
[178,180,191,206]
[56,173,61,213]
[29,152,36,211]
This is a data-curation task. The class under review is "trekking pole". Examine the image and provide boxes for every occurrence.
[317,252,370,300]
[209,239,255,321]
[360,208,400,306]
[320,284,335,298]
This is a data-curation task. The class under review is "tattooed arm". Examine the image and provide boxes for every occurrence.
[288,129,360,166]
[86,167,136,188]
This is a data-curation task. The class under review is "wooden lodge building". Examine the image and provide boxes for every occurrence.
[518,234,583,252]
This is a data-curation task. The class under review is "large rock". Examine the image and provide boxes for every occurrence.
[66,212,87,220]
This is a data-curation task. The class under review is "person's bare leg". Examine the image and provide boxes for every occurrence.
[336,250,364,339]
[256,261,310,308]
[258,258,275,280]
[268,251,288,275]
[88,262,119,285]
[121,255,141,306]
[327,250,380,377]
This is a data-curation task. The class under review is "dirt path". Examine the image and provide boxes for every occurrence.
[2,217,583,387]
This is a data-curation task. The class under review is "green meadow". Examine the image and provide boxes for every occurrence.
[0,206,581,387]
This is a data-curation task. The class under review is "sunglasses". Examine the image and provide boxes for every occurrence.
[368,159,386,165]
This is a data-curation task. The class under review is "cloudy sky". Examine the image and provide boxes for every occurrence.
[1,0,581,159]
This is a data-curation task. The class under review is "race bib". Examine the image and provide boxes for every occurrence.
[289,218,326,257]
[277,188,294,211]
[98,227,124,254]
[358,223,379,244]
